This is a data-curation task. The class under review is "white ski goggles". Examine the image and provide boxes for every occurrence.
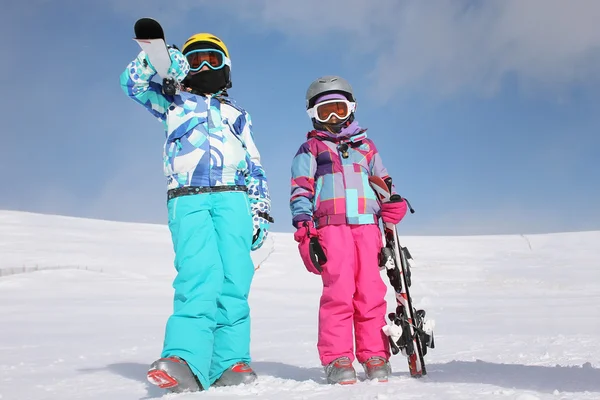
[307,99,356,123]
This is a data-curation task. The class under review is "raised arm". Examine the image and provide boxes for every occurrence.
[119,48,189,122]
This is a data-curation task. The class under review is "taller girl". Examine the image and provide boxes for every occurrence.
[290,76,408,384]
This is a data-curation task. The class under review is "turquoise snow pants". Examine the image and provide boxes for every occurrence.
[161,191,255,389]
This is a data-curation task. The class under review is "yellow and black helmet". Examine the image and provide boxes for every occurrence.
[182,33,230,59]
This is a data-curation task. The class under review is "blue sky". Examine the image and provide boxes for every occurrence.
[1,0,599,235]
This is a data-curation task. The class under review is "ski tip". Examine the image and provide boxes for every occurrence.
[135,17,159,24]
[134,17,156,30]
[134,17,165,40]
[368,175,392,202]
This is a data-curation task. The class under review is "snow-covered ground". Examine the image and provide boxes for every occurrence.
[1,210,598,400]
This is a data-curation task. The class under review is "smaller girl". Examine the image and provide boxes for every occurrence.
[290,76,407,384]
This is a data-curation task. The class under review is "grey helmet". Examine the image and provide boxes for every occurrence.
[305,75,356,109]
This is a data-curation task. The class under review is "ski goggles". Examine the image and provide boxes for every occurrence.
[185,49,231,72]
[307,99,356,123]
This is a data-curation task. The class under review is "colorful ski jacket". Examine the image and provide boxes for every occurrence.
[290,128,393,228]
[120,50,270,209]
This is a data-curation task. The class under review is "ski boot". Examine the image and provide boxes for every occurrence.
[324,357,357,385]
[362,356,392,382]
[213,362,258,387]
[147,356,202,393]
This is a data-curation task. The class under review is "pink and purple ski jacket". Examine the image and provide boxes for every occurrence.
[290,128,393,228]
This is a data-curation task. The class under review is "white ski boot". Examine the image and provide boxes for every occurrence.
[213,362,258,387]
[324,357,357,385]
[362,356,392,382]
[147,356,202,393]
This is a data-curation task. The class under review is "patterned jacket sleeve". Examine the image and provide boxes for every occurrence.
[239,111,271,214]
[119,49,189,125]
[290,141,317,227]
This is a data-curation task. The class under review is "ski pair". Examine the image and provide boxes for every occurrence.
[368,176,436,378]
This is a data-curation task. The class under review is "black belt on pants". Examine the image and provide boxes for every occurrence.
[167,185,247,201]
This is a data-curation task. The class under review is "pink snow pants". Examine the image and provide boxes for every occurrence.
[316,223,390,365]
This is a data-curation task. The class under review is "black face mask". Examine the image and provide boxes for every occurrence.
[183,68,229,95]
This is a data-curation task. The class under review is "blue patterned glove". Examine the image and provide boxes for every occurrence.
[165,47,190,82]
[251,202,274,251]
[137,47,189,83]
[136,47,189,96]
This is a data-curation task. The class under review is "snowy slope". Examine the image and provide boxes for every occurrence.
[0,210,599,400]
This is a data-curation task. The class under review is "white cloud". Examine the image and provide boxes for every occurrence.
[107,0,229,28]
[230,0,600,100]
[375,0,600,99]
[12,0,600,101]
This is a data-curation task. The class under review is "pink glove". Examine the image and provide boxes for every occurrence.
[294,221,325,275]
[380,199,408,224]
[294,220,317,243]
